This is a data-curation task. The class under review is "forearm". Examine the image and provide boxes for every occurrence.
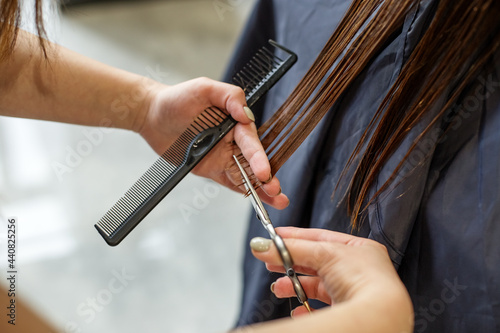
[0,29,161,131]
[235,291,413,333]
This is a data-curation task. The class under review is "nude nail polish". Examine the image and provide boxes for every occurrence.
[244,106,255,122]
[250,237,272,252]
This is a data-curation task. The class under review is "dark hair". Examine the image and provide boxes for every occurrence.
[254,0,500,227]
[0,0,47,60]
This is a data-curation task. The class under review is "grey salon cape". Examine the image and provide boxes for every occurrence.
[224,0,500,332]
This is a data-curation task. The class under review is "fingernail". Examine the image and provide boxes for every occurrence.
[243,106,255,122]
[263,173,273,184]
[250,237,272,252]
[277,186,282,196]
[290,309,295,318]
[270,282,276,294]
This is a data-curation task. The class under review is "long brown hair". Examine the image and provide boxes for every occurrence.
[0,0,46,60]
[254,0,500,227]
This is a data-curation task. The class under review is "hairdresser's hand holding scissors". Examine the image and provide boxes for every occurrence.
[246,227,413,332]
[138,78,289,210]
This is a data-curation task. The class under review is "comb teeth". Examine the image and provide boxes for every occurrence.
[95,40,297,246]
[95,107,229,241]
[233,47,282,96]
[233,40,297,108]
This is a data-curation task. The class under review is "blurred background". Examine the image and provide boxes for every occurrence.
[0,0,256,332]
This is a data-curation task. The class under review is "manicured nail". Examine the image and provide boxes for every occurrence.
[270,282,276,294]
[244,106,255,122]
[250,237,272,252]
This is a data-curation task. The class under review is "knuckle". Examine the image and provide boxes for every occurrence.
[194,77,212,93]
[232,85,246,100]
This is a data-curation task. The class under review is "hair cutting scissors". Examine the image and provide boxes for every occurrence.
[233,155,311,313]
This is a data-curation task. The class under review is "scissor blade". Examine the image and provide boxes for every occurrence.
[232,155,270,224]
[232,156,310,312]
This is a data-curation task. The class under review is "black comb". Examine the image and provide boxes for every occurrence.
[95,40,297,246]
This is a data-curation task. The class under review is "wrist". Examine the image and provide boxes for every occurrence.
[129,77,166,133]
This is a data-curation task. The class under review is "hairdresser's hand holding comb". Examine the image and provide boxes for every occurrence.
[0,29,287,209]
[137,78,290,210]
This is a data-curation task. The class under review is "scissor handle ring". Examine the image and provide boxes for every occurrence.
[273,235,308,304]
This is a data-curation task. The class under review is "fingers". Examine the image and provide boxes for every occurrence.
[251,236,338,273]
[191,78,291,209]
[275,226,366,245]
[256,191,291,210]
[291,305,314,318]
[232,122,290,209]
[265,263,317,276]
[195,78,253,124]
[271,276,332,305]
[224,151,289,210]
[233,122,270,183]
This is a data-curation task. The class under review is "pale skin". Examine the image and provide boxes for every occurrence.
[0,29,289,208]
[235,227,414,333]
[1,30,413,332]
